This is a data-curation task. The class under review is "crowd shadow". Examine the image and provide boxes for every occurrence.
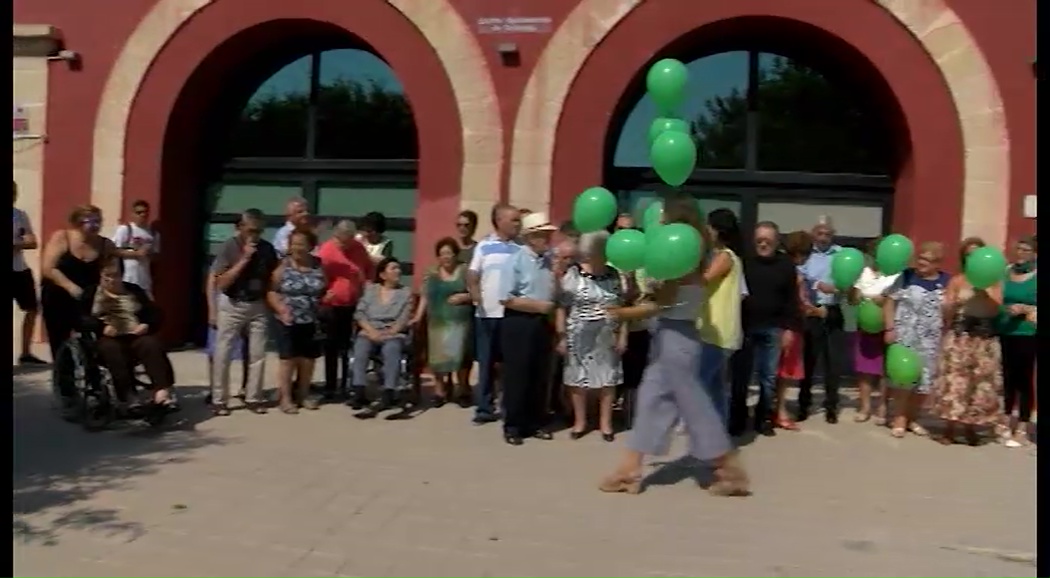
[13,375,227,547]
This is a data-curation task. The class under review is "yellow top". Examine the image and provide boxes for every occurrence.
[697,248,743,350]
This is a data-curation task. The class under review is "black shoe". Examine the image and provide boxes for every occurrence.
[246,403,268,415]
[825,411,839,424]
[346,387,368,410]
[601,432,616,443]
[756,420,776,437]
[472,413,499,426]
[456,394,473,409]
[531,430,553,441]
[18,354,47,366]
[432,396,447,409]
[569,430,586,440]
[504,434,524,446]
[796,407,810,422]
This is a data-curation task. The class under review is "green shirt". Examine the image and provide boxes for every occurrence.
[998,273,1037,336]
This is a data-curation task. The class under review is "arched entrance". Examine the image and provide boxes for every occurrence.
[606,24,901,247]
[112,1,472,345]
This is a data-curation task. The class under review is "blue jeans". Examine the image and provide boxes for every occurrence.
[698,342,731,427]
[473,317,502,418]
[729,327,782,428]
[351,334,404,390]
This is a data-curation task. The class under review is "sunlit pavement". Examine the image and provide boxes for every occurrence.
[13,346,1037,577]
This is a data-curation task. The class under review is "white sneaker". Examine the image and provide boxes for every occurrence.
[1004,438,1023,448]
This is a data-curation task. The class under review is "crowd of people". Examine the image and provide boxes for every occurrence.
[12,182,1038,491]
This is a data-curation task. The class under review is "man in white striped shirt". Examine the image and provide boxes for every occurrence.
[466,204,522,424]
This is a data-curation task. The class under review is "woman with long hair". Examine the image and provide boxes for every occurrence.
[599,192,750,497]
[997,235,1037,447]
[699,208,745,431]
[929,238,1003,445]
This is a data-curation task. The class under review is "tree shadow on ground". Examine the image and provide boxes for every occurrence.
[13,373,228,547]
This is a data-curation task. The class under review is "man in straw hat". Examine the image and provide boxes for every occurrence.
[496,211,559,446]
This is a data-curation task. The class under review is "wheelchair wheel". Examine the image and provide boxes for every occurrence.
[81,366,116,432]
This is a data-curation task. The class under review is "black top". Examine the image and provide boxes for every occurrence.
[79,282,160,335]
[211,236,280,302]
[740,252,799,330]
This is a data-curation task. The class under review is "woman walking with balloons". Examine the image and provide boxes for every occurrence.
[929,238,1005,445]
[599,192,750,497]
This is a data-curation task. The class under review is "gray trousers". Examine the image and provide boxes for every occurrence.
[628,319,733,462]
[211,296,269,404]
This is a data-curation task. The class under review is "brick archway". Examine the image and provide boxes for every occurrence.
[91,0,500,342]
[510,0,1009,249]
[91,0,501,228]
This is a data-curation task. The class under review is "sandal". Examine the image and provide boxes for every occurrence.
[212,404,231,417]
[854,412,871,423]
[280,404,299,415]
[890,427,906,438]
[598,471,642,495]
[907,422,929,437]
[773,415,800,431]
[709,450,751,497]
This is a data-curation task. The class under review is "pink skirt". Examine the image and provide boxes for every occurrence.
[851,331,885,376]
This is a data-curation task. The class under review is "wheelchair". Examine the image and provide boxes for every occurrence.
[51,330,176,431]
[347,326,423,414]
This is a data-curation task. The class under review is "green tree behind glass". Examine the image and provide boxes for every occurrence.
[691,55,892,174]
[229,79,417,159]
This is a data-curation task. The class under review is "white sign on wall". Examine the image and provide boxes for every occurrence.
[1023,194,1037,218]
[12,105,28,138]
[476,16,553,34]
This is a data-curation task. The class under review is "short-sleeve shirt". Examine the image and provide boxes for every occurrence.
[211,236,280,302]
[498,246,554,304]
[468,236,522,318]
[112,222,159,291]
[12,207,32,272]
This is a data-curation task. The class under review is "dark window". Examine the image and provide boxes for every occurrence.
[314,49,417,159]
[228,56,312,158]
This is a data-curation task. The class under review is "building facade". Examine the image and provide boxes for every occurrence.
[13,0,1036,345]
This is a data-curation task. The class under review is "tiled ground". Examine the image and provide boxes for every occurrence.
[13,348,1037,577]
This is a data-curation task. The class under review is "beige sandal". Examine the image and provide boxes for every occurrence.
[709,451,751,497]
[890,427,906,438]
[907,422,929,437]
[598,472,642,495]
[854,412,871,423]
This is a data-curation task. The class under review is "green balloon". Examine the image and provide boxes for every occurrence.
[965,246,1008,290]
[886,343,923,388]
[572,186,618,233]
[856,299,884,333]
[641,199,664,232]
[647,117,690,147]
[650,130,697,187]
[644,223,703,281]
[875,234,914,275]
[606,228,647,272]
[646,58,689,115]
[830,247,866,291]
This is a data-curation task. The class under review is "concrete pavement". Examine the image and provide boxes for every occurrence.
[13,348,1037,577]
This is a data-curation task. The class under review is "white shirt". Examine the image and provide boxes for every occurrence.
[468,236,522,318]
[273,221,295,257]
[12,207,32,272]
[355,233,392,263]
[842,267,900,332]
[112,222,159,291]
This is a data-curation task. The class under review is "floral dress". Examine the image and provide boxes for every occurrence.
[888,269,949,394]
[559,265,624,389]
[930,282,1003,425]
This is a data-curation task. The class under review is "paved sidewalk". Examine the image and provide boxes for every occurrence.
[13,349,1037,577]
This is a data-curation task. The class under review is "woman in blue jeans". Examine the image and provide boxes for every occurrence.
[350,257,413,417]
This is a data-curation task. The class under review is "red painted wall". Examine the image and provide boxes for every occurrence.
[13,0,1037,342]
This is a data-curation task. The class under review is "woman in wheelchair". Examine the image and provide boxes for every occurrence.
[81,259,176,410]
[350,257,413,414]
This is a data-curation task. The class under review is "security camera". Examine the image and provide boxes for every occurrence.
[48,49,80,62]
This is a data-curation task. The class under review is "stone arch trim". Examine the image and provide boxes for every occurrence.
[510,0,1010,246]
[91,0,502,224]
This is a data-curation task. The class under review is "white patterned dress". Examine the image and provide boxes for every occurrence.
[887,269,949,394]
[559,265,624,389]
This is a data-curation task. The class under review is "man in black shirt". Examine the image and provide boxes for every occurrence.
[729,222,799,436]
[209,209,280,416]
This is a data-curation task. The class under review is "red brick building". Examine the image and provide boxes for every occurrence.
[13,0,1036,345]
